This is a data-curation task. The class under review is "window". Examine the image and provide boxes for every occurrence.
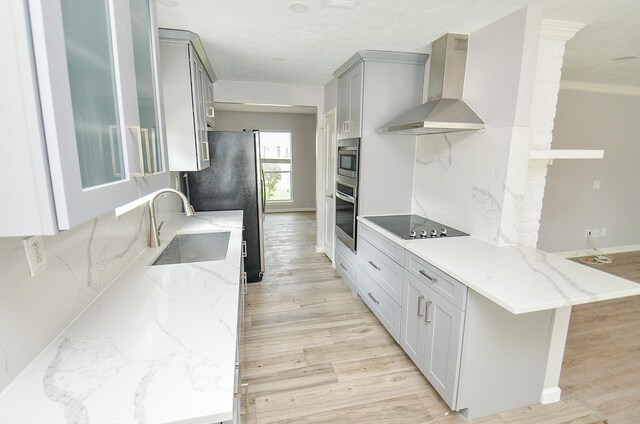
[260,131,292,202]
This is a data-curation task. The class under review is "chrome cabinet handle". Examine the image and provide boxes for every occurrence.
[339,263,347,271]
[367,292,379,305]
[242,272,248,295]
[345,121,351,133]
[368,260,381,271]
[325,193,334,198]
[242,241,247,258]
[202,141,210,161]
[206,106,215,118]
[417,295,424,317]
[425,300,432,323]
[128,125,146,177]
[419,269,438,283]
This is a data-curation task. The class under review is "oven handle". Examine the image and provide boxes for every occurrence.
[335,191,356,204]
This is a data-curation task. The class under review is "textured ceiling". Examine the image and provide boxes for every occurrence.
[156,0,640,87]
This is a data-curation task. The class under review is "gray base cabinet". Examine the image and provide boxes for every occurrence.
[347,221,554,420]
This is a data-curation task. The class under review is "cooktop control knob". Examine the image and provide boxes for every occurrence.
[420,230,428,238]
[430,229,437,237]
[440,228,447,236]
[409,230,417,238]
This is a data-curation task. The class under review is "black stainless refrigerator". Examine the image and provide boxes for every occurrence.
[186,130,265,282]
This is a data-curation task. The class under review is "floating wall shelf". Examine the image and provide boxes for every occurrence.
[529,149,604,160]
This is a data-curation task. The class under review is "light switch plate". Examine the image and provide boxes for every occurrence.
[592,180,601,189]
[23,236,47,277]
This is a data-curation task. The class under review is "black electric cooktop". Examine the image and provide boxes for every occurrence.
[366,214,468,240]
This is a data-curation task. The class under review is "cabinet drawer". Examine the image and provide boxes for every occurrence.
[335,250,357,293]
[405,253,467,311]
[359,222,404,265]
[336,237,357,264]
[357,265,401,342]
[358,237,403,305]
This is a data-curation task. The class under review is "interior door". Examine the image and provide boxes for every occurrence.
[323,109,337,260]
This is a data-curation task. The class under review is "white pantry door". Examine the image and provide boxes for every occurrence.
[322,109,337,261]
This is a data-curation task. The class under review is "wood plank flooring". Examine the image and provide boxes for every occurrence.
[240,212,637,423]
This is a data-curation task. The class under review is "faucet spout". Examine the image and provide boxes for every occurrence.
[149,188,195,248]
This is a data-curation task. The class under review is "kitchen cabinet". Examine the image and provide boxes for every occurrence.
[1,0,169,236]
[335,238,358,293]
[333,52,427,216]
[159,29,217,171]
[337,62,363,140]
[402,271,464,408]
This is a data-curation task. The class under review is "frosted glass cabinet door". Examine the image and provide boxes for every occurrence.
[61,0,125,188]
[130,0,163,175]
[29,0,140,230]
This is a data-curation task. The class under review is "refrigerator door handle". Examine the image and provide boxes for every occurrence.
[261,168,266,219]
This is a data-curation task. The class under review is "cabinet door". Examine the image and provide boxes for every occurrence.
[190,51,210,169]
[29,0,142,230]
[400,271,428,368]
[129,0,170,194]
[424,289,464,409]
[347,62,363,138]
[205,79,215,127]
[337,76,351,139]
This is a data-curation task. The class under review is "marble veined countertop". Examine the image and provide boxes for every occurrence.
[0,211,244,423]
[359,217,640,314]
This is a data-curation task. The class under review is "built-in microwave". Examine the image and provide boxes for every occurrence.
[337,138,360,180]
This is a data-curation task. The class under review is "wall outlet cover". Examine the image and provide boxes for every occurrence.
[592,180,601,190]
[23,236,47,277]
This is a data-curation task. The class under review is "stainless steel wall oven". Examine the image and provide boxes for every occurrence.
[335,138,360,251]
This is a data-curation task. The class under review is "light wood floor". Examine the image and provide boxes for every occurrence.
[240,212,638,423]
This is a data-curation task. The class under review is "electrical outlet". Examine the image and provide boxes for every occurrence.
[23,236,47,276]
[591,229,600,237]
[592,180,601,190]
[584,229,592,238]
[601,227,607,236]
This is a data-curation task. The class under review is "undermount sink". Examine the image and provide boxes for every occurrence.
[151,232,231,266]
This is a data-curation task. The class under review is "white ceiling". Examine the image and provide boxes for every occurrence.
[156,0,640,87]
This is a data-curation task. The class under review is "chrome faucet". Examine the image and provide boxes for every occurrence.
[148,188,195,248]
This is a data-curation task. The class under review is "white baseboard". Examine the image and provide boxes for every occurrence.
[540,387,562,404]
[315,245,323,253]
[553,244,640,258]
[265,207,316,213]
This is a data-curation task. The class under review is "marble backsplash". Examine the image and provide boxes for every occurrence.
[412,128,515,245]
[0,197,180,393]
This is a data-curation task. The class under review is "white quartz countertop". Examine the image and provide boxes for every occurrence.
[0,211,244,423]
[359,217,640,314]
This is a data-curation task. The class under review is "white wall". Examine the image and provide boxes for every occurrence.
[212,110,317,212]
[0,197,180,393]
[214,80,325,248]
[538,88,640,253]
[412,7,542,244]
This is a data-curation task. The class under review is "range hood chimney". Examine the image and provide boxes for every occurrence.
[379,33,485,135]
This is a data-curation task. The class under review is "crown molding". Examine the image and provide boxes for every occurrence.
[540,19,585,42]
[560,80,640,97]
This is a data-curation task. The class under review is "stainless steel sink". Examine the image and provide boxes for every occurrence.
[151,232,230,266]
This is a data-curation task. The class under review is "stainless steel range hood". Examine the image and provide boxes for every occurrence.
[379,33,485,135]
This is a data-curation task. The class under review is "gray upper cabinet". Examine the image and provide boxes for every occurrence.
[159,29,217,171]
[337,62,363,140]
[0,0,168,236]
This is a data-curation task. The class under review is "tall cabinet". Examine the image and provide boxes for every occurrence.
[159,29,217,172]
[333,51,428,217]
[1,0,169,236]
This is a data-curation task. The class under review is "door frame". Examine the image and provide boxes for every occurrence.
[322,108,337,261]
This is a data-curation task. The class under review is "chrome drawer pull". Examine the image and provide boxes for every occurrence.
[425,300,432,323]
[368,260,381,271]
[339,262,348,271]
[419,269,438,283]
[367,292,380,305]
[242,241,247,258]
[417,295,424,317]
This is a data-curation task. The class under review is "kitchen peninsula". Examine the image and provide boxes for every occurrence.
[349,215,640,419]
